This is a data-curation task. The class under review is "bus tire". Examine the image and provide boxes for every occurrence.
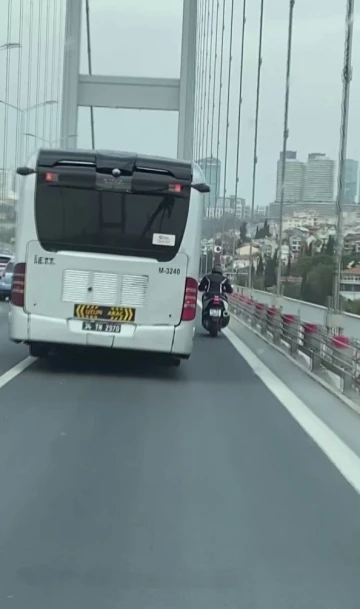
[168,357,181,368]
[29,342,50,358]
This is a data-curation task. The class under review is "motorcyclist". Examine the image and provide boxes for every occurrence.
[198,265,233,307]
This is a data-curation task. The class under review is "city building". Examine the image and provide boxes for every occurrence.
[275,151,305,202]
[344,231,360,254]
[0,169,8,202]
[344,159,358,204]
[340,266,360,301]
[204,196,246,218]
[197,156,221,207]
[268,200,339,219]
[303,153,335,202]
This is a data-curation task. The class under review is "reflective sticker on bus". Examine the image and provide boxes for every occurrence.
[152,233,176,247]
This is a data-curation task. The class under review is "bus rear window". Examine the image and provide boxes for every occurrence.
[35,185,190,261]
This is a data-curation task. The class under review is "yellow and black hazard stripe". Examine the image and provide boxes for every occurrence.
[107,307,135,322]
[74,304,135,322]
[74,304,103,319]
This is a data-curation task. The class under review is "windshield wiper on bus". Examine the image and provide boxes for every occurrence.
[132,184,176,195]
[141,196,175,238]
[133,183,210,194]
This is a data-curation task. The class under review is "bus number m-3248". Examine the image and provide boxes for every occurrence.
[158,267,180,275]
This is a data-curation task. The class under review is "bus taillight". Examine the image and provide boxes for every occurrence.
[181,277,198,321]
[45,172,58,182]
[11,263,26,307]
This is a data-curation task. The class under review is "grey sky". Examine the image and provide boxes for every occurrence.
[1,0,360,206]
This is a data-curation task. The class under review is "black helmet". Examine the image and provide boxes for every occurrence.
[212,264,223,274]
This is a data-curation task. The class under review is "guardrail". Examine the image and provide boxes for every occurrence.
[232,285,360,341]
[229,292,360,408]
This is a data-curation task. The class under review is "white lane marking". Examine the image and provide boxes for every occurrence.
[197,299,360,494]
[0,357,36,390]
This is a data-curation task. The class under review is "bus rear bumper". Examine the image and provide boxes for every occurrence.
[9,309,194,357]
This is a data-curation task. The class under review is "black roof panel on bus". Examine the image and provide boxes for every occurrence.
[37,148,193,182]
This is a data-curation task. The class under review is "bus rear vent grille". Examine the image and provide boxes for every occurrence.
[120,275,148,307]
[61,269,148,308]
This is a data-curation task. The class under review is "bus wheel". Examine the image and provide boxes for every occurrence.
[29,342,50,358]
[167,357,181,368]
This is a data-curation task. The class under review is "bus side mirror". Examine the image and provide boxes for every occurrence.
[16,166,36,176]
[192,182,210,194]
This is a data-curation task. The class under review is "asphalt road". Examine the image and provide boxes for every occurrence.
[0,302,28,374]
[0,304,360,608]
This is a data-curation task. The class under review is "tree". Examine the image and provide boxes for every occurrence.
[303,241,314,256]
[249,263,256,286]
[239,221,247,243]
[255,226,259,239]
[0,226,15,244]
[285,253,291,277]
[342,252,360,268]
[302,262,334,306]
[264,219,271,237]
[264,257,277,289]
[325,235,335,256]
[256,254,264,275]
[345,299,360,315]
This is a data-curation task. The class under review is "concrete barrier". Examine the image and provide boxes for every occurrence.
[234,286,360,340]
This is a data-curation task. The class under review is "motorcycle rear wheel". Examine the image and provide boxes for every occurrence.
[209,325,218,338]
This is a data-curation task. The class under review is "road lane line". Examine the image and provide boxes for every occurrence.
[197,299,360,494]
[2,303,360,495]
[0,357,36,390]
[224,325,360,495]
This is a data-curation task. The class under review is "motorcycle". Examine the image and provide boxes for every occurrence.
[201,294,230,337]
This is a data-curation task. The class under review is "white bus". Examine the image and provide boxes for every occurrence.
[10,149,209,366]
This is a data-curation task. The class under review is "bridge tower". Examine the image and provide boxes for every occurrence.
[60,0,197,160]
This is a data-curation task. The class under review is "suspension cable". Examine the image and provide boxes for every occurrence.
[55,0,64,141]
[2,0,13,203]
[193,0,204,159]
[203,0,216,273]
[212,0,226,261]
[196,0,207,160]
[207,0,220,263]
[34,0,43,140]
[332,0,354,313]
[199,0,211,163]
[220,0,235,246]
[232,0,247,261]
[248,0,265,289]
[14,0,24,176]
[49,0,58,144]
[204,0,215,194]
[42,0,51,142]
[24,0,34,161]
[85,0,95,149]
[276,0,295,297]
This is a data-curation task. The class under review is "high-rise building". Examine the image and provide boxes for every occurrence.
[344,159,358,204]
[197,156,221,207]
[275,151,305,202]
[303,153,334,202]
[0,169,9,202]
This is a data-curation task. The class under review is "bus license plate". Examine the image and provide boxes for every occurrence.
[209,309,221,317]
[82,321,121,333]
